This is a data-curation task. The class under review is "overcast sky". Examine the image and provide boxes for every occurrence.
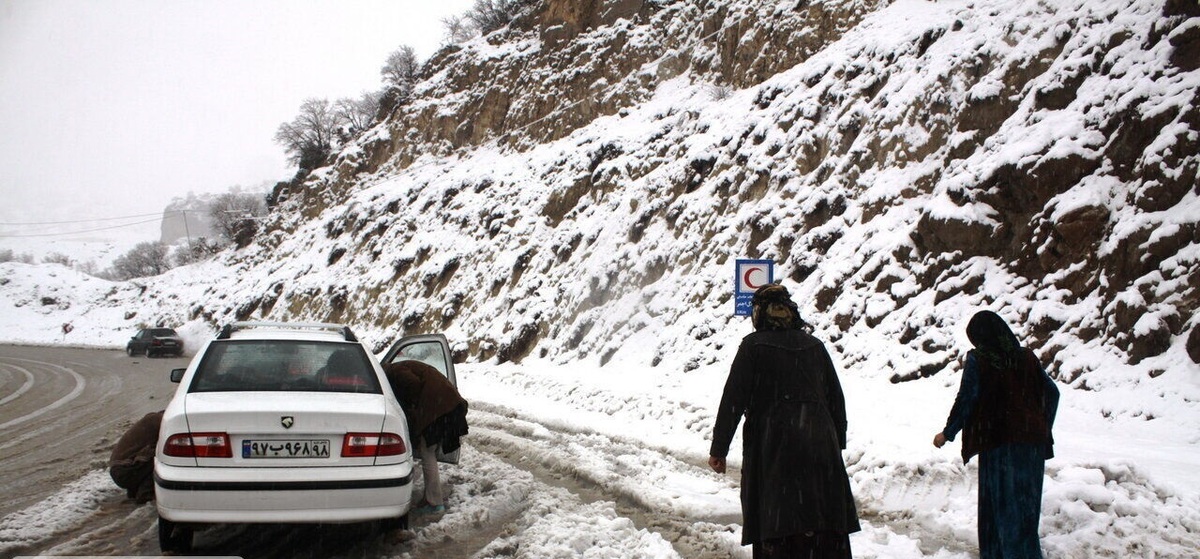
[0,0,474,242]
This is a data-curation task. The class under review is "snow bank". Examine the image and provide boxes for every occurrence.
[0,469,119,555]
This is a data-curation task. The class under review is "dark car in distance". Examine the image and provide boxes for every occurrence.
[127,328,185,357]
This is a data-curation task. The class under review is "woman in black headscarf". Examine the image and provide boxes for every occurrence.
[709,283,860,559]
[933,310,1060,559]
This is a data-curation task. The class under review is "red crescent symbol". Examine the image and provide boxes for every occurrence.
[743,267,766,289]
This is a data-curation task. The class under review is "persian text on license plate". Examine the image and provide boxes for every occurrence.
[242,439,330,458]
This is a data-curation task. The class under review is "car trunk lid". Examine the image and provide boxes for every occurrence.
[181,391,390,467]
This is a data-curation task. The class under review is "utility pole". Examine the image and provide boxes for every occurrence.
[181,209,193,252]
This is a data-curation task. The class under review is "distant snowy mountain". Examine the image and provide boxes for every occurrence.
[160,193,219,245]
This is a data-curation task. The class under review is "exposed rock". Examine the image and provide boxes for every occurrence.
[600,0,644,26]
[1034,67,1089,111]
[957,90,1018,134]
[1107,104,1179,184]
[911,213,1004,256]
[1054,205,1109,251]
[1188,324,1200,364]
[1037,204,1109,273]
[1168,19,1200,72]
[1128,315,1174,365]
[1164,0,1200,17]
[537,0,603,38]
[1143,224,1197,266]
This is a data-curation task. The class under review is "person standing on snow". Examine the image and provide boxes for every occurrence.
[933,310,1060,559]
[709,283,860,558]
[384,360,468,515]
[109,410,164,504]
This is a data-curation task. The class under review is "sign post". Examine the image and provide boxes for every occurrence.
[734,259,774,316]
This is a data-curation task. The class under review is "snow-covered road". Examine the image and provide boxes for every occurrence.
[2,347,1198,558]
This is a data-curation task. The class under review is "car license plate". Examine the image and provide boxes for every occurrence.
[242,439,330,458]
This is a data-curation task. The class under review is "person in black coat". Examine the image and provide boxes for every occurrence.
[709,283,860,559]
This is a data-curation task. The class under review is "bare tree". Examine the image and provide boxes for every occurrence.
[381,45,420,92]
[442,15,478,44]
[274,98,345,170]
[173,237,222,266]
[209,192,266,246]
[110,242,170,280]
[42,252,73,266]
[0,249,34,264]
[75,260,100,276]
[335,91,382,135]
[466,0,532,35]
[378,45,421,116]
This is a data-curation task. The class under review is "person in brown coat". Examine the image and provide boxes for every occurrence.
[384,360,468,514]
[109,410,164,504]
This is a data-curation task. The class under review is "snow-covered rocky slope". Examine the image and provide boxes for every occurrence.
[8,0,1200,393]
[206,1,1200,371]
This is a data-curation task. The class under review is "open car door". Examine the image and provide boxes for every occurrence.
[380,333,460,464]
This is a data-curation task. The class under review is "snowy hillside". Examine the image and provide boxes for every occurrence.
[66,0,1194,386]
[2,0,1199,556]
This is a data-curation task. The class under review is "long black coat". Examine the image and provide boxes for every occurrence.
[710,329,860,544]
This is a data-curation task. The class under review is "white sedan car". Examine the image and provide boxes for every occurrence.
[154,321,456,553]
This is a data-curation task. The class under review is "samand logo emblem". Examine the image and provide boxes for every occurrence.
[281,416,294,429]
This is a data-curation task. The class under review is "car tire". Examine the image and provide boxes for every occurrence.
[126,346,135,357]
[158,515,194,553]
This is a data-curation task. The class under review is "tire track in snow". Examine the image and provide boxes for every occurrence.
[460,367,981,558]
[0,362,36,407]
[0,357,86,433]
[468,404,747,559]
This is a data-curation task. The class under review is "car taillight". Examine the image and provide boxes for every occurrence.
[164,432,233,458]
[342,432,406,457]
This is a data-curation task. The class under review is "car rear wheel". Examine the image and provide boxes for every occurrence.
[158,515,194,553]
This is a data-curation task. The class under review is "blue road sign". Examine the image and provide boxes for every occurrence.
[734,259,774,316]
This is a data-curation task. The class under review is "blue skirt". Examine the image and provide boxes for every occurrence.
[978,443,1046,559]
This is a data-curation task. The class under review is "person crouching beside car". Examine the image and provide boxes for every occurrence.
[384,360,468,515]
[109,410,164,504]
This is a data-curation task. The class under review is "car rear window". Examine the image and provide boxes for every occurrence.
[149,328,178,337]
[189,340,381,394]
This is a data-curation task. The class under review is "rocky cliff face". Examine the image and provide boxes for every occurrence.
[158,0,1197,391]
[160,195,217,245]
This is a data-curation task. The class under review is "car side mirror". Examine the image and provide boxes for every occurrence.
[170,368,186,383]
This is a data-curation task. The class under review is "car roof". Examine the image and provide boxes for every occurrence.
[217,321,360,344]
[223,330,351,343]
